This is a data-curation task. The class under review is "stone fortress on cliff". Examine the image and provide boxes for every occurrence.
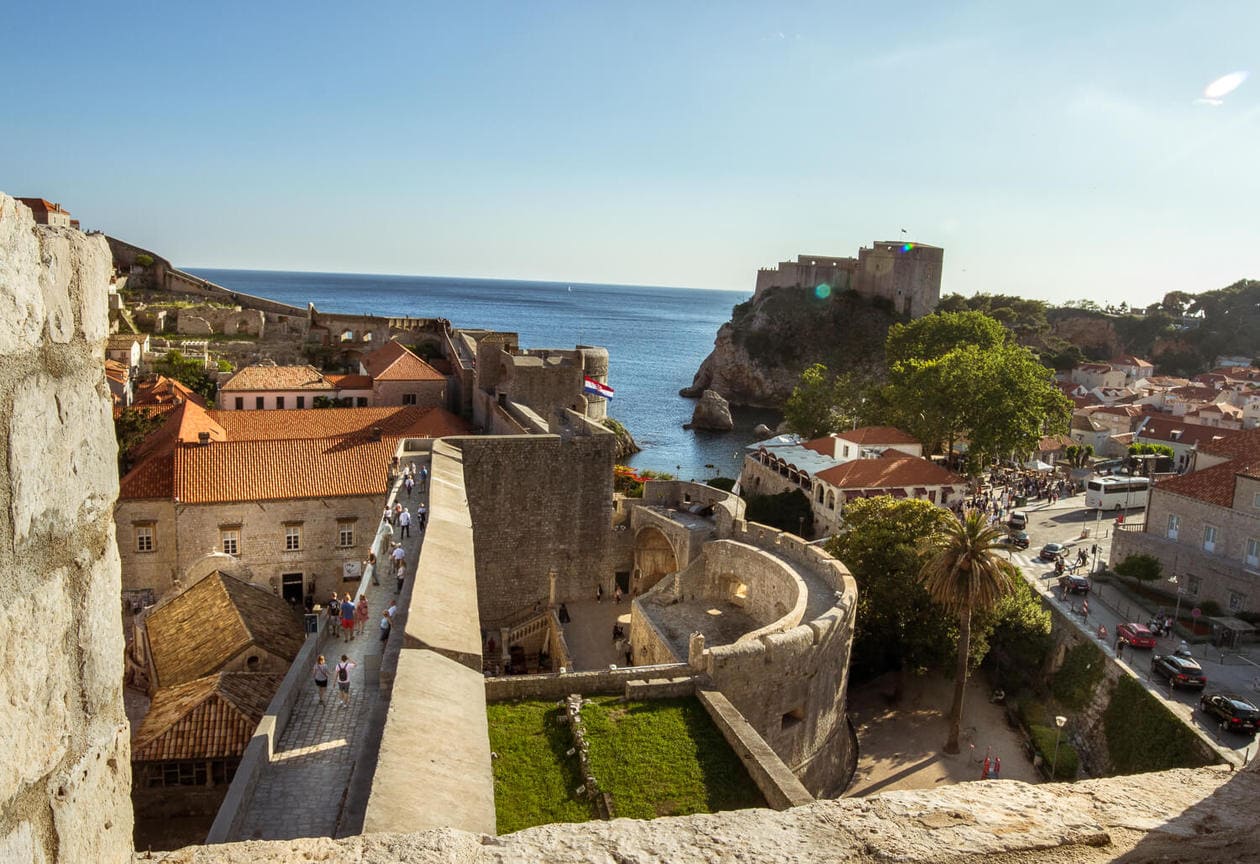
[756,240,944,319]
[4,192,1259,864]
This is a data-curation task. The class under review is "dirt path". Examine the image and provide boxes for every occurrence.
[844,673,1041,797]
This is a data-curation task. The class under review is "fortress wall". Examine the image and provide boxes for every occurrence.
[453,421,616,625]
[484,663,691,702]
[686,540,806,634]
[1,195,133,863]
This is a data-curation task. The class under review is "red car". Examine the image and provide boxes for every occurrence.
[1116,622,1156,649]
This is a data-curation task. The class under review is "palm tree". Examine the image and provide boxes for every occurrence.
[919,509,1021,754]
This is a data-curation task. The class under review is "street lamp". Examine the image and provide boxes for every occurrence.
[1171,575,1184,634]
[1052,715,1067,780]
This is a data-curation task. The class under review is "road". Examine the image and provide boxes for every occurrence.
[1002,491,1258,767]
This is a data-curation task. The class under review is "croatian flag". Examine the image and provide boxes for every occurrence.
[583,376,614,399]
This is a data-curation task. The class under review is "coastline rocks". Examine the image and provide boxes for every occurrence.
[599,418,641,460]
[685,390,734,432]
[753,423,773,440]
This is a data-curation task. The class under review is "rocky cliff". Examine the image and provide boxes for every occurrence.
[682,286,897,408]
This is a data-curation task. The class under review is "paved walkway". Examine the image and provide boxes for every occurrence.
[235,459,430,840]
[560,599,631,670]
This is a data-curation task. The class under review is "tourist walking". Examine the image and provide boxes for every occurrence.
[399,507,412,538]
[334,655,357,707]
[355,595,369,636]
[393,503,403,525]
[379,610,392,642]
[312,655,330,704]
[340,593,356,642]
[396,562,406,595]
[404,475,414,498]
[613,585,622,604]
[369,550,379,585]
[1081,598,1089,623]
[326,594,340,634]
[417,502,427,530]
[420,465,429,491]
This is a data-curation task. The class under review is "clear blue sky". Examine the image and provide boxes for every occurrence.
[4,2,1258,305]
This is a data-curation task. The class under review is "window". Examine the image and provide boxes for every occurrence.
[1187,576,1201,597]
[276,396,285,409]
[284,524,302,551]
[1166,513,1180,541]
[357,397,368,407]
[1254,491,1260,509]
[296,396,305,409]
[255,396,264,409]
[234,397,243,410]
[1203,524,1218,553]
[221,529,239,556]
[338,522,355,547]
[402,393,418,405]
[1229,591,1247,613]
[1247,538,1260,569]
[135,525,154,553]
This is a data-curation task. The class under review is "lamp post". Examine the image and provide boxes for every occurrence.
[1052,715,1067,780]
[1171,576,1184,635]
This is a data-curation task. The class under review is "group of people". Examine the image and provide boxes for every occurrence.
[312,595,400,707]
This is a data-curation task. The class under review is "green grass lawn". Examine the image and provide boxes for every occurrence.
[487,696,765,833]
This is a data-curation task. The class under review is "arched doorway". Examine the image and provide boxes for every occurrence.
[633,526,679,595]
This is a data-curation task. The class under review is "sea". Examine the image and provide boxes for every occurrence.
[188,269,779,481]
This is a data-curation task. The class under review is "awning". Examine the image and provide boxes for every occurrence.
[1023,459,1054,472]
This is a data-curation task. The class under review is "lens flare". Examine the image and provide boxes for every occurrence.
[1199,70,1248,105]
[901,243,915,253]
[814,283,831,299]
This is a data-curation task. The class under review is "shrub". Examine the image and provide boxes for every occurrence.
[1051,642,1106,711]
[1113,553,1162,583]
[134,253,155,267]
[1029,723,1078,780]
[1103,676,1215,774]
[745,489,813,536]
[707,476,736,492]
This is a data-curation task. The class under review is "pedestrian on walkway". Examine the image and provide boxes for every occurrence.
[399,507,411,538]
[326,594,340,634]
[388,597,398,619]
[613,585,622,604]
[355,595,369,636]
[379,610,391,642]
[340,594,356,641]
[369,550,379,585]
[312,655,330,704]
[1081,598,1089,623]
[417,502,427,530]
[335,655,357,707]
[382,505,391,524]
[420,465,428,491]
[391,542,405,571]
[404,475,414,498]
[393,503,403,525]
[396,563,406,595]
[992,757,1001,779]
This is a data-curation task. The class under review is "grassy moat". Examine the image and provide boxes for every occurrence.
[487,696,766,834]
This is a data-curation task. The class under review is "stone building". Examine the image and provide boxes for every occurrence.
[1069,363,1127,391]
[359,339,447,408]
[754,241,943,318]
[738,427,959,537]
[1111,427,1260,616]
[15,195,77,227]
[217,363,336,409]
[115,402,469,604]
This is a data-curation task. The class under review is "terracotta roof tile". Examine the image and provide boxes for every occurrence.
[220,365,335,392]
[146,572,304,688]
[834,426,920,446]
[1156,462,1244,508]
[133,672,282,762]
[325,373,373,389]
[134,375,206,408]
[362,340,445,382]
[209,406,464,442]
[1136,418,1241,449]
[815,455,962,490]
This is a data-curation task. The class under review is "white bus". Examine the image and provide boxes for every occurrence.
[1085,476,1150,510]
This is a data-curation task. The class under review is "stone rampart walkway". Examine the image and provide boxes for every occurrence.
[234,460,429,840]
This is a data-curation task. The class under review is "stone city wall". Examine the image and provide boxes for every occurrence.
[695,689,814,811]
[175,307,266,337]
[685,539,806,637]
[452,415,616,625]
[484,663,691,702]
[0,194,133,863]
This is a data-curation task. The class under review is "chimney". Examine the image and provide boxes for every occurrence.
[198,431,211,445]
[371,426,382,441]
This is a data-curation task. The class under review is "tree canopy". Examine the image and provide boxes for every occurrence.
[782,364,877,439]
[152,350,219,403]
[882,313,1072,468]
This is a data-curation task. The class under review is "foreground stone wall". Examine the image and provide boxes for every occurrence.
[141,764,1260,863]
[0,194,133,862]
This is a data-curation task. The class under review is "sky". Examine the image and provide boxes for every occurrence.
[4,2,1259,305]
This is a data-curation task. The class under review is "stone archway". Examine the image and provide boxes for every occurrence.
[633,526,679,595]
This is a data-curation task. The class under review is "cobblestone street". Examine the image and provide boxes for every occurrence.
[236,461,428,840]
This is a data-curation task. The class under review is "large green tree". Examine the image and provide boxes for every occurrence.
[783,364,878,439]
[918,510,1021,754]
[152,350,219,404]
[883,312,1072,468]
[825,498,955,688]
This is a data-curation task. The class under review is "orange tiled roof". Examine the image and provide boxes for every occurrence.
[362,340,445,382]
[134,375,206,408]
[104,359,128,384]
[834,426,920,446]
[815,455,962,490]
[219,364,334,392]
[326,373,374,389]
[1110,355,1153,368]
[133,672,282,762]
[1136,418,1241,449]
[119,403,471,502]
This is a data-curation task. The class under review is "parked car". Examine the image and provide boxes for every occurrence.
[1007,511,1028,530]
[1058,573,1091,594]
[1116,622,1156,649]
[1151,654,1208,689]
[1198,693,1260,733]
[1039,542,1068,561]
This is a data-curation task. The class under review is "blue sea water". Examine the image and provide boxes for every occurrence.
[188,268,777,480]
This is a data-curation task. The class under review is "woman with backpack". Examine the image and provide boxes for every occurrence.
[334,655,357,707]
